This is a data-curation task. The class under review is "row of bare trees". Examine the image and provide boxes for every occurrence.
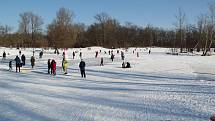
[0,5,215,55]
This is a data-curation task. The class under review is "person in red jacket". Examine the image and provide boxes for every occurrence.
[51,59,56,75]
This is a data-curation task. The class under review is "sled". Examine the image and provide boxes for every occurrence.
[20,67,32,73]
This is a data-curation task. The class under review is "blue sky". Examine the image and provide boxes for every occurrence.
[0,0,214,31]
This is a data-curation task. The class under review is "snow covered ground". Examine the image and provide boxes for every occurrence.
[0,47,214,121]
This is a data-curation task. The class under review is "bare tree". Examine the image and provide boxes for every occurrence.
[47,7,75,48]
[30,12,43,55]
[175,7,186,53]
[18,12,43,49]
[201,3,215,56]
[94,12,111,46]
[0,25,12,46]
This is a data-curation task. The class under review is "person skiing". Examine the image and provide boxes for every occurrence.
[30,56,35,68]
[2,51,6,60]
[48,59,51,74]
[21,54,26,66]
[62,58,69,74]
[73,52,75,59]
[9,61,12,71]
[14,55,21,72]
[100,57,104,66]
[51,59,56,75]
[79,59,86,78]
[111,53,114,62]
[149,49,151,54]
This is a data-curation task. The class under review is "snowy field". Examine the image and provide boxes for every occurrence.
[0,47,215,121]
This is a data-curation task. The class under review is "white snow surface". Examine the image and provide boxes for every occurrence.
[0,47,215,121]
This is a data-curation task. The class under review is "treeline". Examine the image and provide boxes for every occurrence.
[0,5,215,55]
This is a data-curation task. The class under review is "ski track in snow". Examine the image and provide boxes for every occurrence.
[0,47,215,121]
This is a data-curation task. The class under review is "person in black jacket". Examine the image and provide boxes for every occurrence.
[100,57,104,66]
[73,52,75,59]
[21,54,26,66]
[14,56,21,72]
[39,51,43,58]
[79,59,86,78]
[111,54,114,62]
[2,51,6,60]
[48,59,51,74]
[30,56,35,68]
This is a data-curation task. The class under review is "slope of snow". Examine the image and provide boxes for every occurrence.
[0,47,215,121]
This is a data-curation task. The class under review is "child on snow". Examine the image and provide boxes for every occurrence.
[62,58,69,74]
[51,59,56,75]
[9,61,12,71]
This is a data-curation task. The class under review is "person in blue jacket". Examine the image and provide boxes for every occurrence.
[14,55,21,72]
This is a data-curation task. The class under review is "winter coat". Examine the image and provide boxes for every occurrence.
[51,60,56,70]
[31,56,35,66]
[3,52,6,58]
[48,60,51,68]
[14,56,21,64]
[21,54,26,62]
[63,60,69,68]
[79,61,85,71]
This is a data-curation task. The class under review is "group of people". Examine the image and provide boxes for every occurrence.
[122,61,131,68]
[48,59,57,75]
[3,48,134,76]
[47,53,86,78]
[13,54,35,73]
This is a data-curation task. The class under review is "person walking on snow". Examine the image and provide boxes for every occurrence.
[19,50,21,55]
[2,51,6,60]
[14,55,21,72]
[121,51,125,60]
[111,53,114,62]
[30,56,35,68]
[39,51,43,58]
[100,57,104,66]
[79,52,82,59]
[21,54,26,66]
[9,61,12,71]
[48,59,51,74]
[95,51,98,58]
[51,59,56,75]
[79,59,86,78]
[62,58,69,74]
[73,52,75,59]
